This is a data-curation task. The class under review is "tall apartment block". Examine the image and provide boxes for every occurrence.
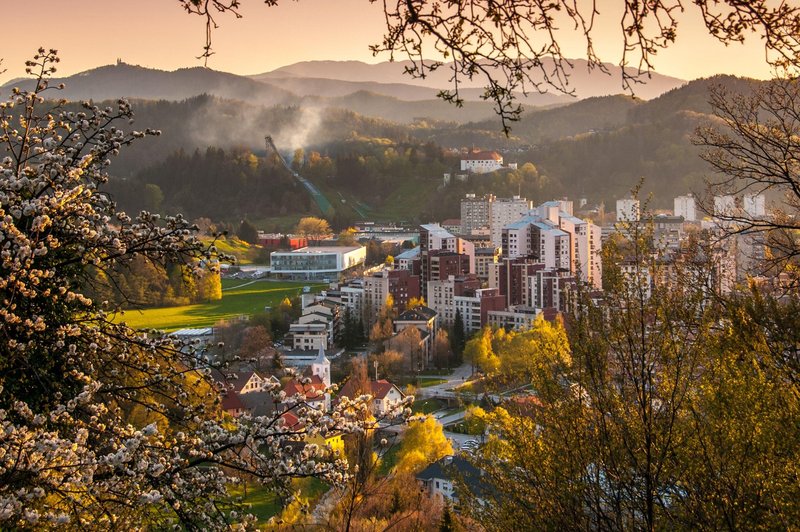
[616,198,640,222]
[362,269,422,326]
[459,193,532,250]
[490,196,533,249]
[744,193,766,217]
[674,194,697,221]
[460,193,493,234]
[427,275,481,327]
[418,224,475,300]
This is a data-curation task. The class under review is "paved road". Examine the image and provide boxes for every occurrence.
[416,363,473,398]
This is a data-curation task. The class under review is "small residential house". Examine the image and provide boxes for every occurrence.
[219,370,280,418]
[279,411,345,456]
[228,370,279,395]
[416,455,484,503]
[221,392,246,418]
[338,379,406,418]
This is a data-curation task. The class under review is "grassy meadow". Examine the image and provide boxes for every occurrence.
[117,279,326,331]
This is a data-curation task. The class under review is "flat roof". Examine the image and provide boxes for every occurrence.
[395,246,421,260]
[273,245,363,255]
[170,328,214,336]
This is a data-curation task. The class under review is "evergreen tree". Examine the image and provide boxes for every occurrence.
[439,503,457,532]
[450,310,466,365]
[338,307,361,350]
[237,219,258,244]
[271,351,284,373]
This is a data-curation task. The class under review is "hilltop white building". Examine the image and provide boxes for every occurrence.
[460,150,504,174]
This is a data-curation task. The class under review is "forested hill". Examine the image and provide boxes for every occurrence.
[104,96,413,177]
[525,75,766,204]
[455,94,643,146]
[98,75,767,227]
[4,63,295,106]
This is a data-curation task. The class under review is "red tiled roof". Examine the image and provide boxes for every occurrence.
[221,392,246,413]
[283,375,326,401]
[280,411,303,430]
[371,379,401,400]
[337,378,369,400]
[505,395,544,419]
[338,378,403,401]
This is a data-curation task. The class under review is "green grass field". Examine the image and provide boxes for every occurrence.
[418,377,448,388]
[229,477,329,524]
[411,398,446,414]
[229,483,281,521]
[117,279,326,331]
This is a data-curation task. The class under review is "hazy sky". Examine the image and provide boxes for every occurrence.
[0,0,776,85]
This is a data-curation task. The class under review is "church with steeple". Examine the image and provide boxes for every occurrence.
[310,345,331,387]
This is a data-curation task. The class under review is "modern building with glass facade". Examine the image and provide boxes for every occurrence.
[270,246,366,280]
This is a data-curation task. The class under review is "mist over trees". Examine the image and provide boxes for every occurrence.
[89,74,784,229]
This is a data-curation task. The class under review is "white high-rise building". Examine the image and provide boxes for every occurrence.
[744,193,766,217]
[558,213,602,289]
[714,195,736,217]
[501,216,571,270]
[490,196,532,249]
[427,278,457,327]
[616,198,640,222]
[501,202,602,289]
[674,194,697,221]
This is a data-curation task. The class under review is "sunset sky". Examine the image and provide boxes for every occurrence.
[1,0,776,85]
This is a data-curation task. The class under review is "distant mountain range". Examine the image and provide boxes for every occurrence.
[254,58,686,100]
[1,59,686,124]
